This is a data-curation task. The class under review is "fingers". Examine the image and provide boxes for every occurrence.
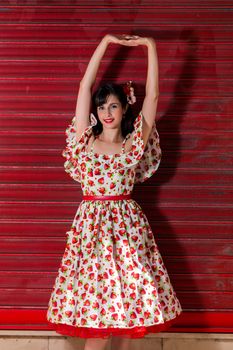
[122,40,138,46]
[110,34,144,46]
[116,35,140,46]
[121,34,140,40]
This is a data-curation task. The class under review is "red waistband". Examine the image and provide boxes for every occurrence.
[82,194,132,201]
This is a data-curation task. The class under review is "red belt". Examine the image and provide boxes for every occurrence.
[82,194,132,201]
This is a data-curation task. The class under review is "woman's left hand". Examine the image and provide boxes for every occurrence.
[120,35,155,47]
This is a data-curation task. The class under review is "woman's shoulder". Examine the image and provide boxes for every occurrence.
[85,133,95,153]
[123,131,134,153]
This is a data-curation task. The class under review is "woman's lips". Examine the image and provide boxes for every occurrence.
[104,118,114,123]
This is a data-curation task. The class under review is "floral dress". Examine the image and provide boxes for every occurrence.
[46,111,183,339]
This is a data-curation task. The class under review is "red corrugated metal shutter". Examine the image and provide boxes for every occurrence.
[0,1,232,332]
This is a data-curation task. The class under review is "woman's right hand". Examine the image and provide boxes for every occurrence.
[103,34,154,47]
[103,34,139,45]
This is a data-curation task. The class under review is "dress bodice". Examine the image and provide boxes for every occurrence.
[62,111,162,194]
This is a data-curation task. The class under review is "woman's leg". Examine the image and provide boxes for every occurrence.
[111,336,132,350]
[84,337,109,350]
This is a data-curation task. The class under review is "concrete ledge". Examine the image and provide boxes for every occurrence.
[0,331,232,350]
[0,330,233,338]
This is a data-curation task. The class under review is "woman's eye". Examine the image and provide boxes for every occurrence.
[111,104,118,108]
[98,106,104,110]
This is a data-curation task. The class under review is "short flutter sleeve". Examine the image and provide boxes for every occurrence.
[62,113,97,182]
[134,119,162,184]
[115,111,162,184]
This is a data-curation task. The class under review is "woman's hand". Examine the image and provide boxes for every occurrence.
[103,34,155,47]
[120,35,155,47]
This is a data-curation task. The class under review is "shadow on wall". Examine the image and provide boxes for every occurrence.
[133,28,201,315]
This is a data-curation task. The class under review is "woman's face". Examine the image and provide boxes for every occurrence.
[96,94,125,128]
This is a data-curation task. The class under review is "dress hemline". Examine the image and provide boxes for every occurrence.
[47,312,182,339]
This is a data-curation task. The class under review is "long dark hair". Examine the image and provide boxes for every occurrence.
[91,82,136,138]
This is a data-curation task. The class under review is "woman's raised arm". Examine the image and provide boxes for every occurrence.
[114,35,159,128]
[141,38,160,128]
[74,34,137,140]
[74,35,110,138]
[121,35,159,146]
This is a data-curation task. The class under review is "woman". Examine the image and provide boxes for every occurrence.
[46,34,182,350]
[74,34,159,154]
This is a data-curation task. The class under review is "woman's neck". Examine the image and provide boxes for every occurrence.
[97,128,123,143]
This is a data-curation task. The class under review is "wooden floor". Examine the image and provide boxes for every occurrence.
[0,331,232,350]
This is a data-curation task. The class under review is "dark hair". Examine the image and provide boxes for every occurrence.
[91,82,136,137]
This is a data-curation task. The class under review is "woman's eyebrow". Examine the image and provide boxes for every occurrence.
[98,102,120,108]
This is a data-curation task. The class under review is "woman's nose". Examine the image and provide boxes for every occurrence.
[106,108,112,117]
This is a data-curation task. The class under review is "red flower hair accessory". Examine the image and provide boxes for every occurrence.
[123,80,136,105]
